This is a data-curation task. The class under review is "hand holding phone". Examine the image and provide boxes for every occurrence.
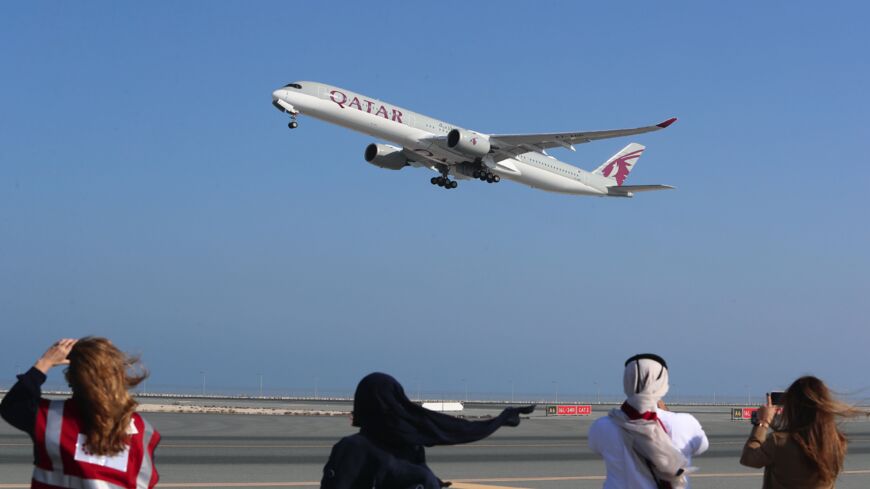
[755,393,777,427]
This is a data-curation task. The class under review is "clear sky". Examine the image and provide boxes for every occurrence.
[1,2,868,402]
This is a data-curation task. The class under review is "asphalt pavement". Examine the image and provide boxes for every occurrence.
[1,405,869,489]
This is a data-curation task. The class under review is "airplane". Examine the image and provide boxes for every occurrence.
[271,81,675,197]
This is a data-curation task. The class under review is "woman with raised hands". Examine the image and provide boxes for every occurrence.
[1,337,160,489]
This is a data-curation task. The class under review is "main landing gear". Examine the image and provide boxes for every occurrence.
[431,176,458,189]
[472,169,500,183]
[287,113,299,129]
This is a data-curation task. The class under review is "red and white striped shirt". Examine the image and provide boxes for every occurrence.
[32,399,159,489]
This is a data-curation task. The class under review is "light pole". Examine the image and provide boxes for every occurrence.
[745,385,750,406]
[314,377,319,399]
[552,381,558,403]
[258,373,263,397]
[200,371,206,396]
[510,380,514,404]
[462,378,468,403]
[593,381,600,404]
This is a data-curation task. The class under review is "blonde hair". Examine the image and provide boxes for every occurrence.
[778,376,865,484]
[65,337,147,455]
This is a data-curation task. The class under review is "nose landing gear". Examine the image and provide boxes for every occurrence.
[287,113,299,129]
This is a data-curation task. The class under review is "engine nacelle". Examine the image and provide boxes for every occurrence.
[364,143,408,171]
[447,129,491,158]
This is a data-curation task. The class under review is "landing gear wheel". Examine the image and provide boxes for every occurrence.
[288,121,298,129]
[472,170,481,179]
[492,175,500,183]
[486,176,494,183]
[450,181,458,189]
[431,177,439,185]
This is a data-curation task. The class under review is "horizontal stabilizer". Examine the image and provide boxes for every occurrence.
[607,185,674,197]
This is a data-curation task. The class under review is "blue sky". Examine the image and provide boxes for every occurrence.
[1,2,868,402]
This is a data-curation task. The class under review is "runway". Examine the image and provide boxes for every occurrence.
[2,405,869,489]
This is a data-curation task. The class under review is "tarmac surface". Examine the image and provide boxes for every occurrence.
[1,403,869,489]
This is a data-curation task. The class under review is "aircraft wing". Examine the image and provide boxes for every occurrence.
[400,147,478,180]
[489,118,677,155]
[401,147,440,170]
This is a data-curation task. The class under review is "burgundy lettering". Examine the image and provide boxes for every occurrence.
[329,90,347,108]
[348,97,362,110]
[375,105,389,119]
[363,100,375,113]
[392,109,403,123]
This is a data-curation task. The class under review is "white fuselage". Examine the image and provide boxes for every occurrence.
[272,81,613,195]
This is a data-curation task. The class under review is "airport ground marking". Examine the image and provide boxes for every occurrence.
[154,442,584,449]
[5,439,870,449]
[2,471,870,488]
[452,469,870,482]
[159,442,583,449]
[0,442,588,449]
[449,483,531,489]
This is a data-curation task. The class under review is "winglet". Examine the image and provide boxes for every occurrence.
[656,117,677,128]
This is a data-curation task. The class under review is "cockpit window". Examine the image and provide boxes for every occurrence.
[284,83,302,89]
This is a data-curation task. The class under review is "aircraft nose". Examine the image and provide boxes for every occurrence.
[272,89,284,101]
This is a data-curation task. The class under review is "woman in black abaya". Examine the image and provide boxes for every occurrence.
[321,372,535,489]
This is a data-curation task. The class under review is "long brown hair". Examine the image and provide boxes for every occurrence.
[777,376,864,484]
[65,337,147,455]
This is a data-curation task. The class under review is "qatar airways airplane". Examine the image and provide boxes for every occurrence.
[272,81,676,197]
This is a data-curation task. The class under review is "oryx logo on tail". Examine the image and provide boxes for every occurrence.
[592,143,646,186]
[601,149,643,185]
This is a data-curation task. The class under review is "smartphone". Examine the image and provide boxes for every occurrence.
[769,391,785,405]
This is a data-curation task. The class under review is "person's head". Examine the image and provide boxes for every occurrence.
[65,337,147,455]
[623,353,669,412]
[778,376,863,483]
[351,372,405,429]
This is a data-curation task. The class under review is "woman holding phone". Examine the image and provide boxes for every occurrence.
[740,375,863,489]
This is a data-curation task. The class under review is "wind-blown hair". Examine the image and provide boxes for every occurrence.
[65,337,147,455]
[776,376,864,484]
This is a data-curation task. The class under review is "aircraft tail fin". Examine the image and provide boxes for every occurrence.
[592,143,645,186]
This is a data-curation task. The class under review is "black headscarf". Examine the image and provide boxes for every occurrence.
[352,372,535,447]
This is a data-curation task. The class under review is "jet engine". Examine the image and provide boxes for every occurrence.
[364,143,408,170]
[447,129,491,158]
